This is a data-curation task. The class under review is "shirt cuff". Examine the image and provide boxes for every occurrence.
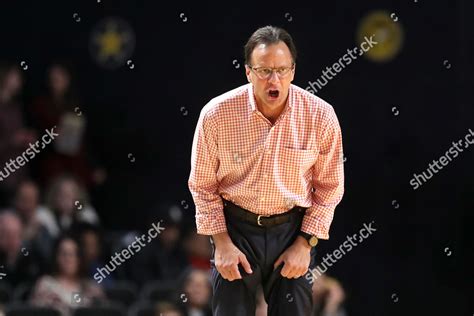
[195,211,228,236]
[300,205,335,240]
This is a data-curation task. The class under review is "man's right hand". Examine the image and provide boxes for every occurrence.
[212,232,253,281]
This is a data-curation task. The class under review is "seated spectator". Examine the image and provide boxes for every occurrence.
[37,174,99,238]
[13,179,54,260]
[0,62,36,207]
[30,235,105,316]
[118,202,188,285]
[73,223,113,286]
[155,301,183,316]
[182,230,212,270]
[311,274,347,316]
[0,211,44,287]
[29,61,106,190]
[177,268,212,316]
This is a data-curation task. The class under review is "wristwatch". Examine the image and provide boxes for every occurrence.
[299,231,318,247]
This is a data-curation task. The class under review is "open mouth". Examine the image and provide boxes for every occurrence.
[268,89,279,99]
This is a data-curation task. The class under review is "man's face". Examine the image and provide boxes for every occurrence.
[15,182,39,220]
[54,180,78,215]
[184,270,211,306]
[0,215,23,255]
[245,41,295,111]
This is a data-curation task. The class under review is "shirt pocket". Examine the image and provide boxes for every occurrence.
[275,147,316,193]
[281,147,316,171]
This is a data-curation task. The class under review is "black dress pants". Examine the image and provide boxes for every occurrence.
[209,202,317,316]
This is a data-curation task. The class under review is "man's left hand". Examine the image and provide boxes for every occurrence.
[273,235,312,278]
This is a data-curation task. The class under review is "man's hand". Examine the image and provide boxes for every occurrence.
[212,232,253,281]
[273,235,312,278]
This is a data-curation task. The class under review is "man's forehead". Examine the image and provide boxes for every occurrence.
[250,42,293,65]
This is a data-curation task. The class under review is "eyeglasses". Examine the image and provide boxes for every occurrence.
[247,64,295,80]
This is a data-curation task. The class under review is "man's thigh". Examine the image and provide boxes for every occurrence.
[210,263,262,316]
[261,214,317,315]
[263,247,316,316]
[209,217,264,316]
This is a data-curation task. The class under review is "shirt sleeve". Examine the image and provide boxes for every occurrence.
[301,105,344,239]
[188,108,227,235]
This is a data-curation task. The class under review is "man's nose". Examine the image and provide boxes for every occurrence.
[268,70,280,84]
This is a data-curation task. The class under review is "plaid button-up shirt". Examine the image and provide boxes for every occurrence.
[188,83,344,239]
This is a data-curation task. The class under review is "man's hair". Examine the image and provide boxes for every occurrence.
[244,25,297,66]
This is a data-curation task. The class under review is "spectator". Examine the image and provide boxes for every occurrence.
[311,275,347,316]
[74,223,113,286]
[182,230,212,271]
[0,62,36,207]
[177,268,212,316]
[0,211,44,287]
[37,174,100,238]
[13,179,54,260]
[30,235,105,316]
[29,61,106,189]
[155,301,183,316]
[120,203,188,285]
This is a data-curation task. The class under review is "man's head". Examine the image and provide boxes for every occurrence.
[244,26,297,111]
[14,180,40,222]
[0,212,23,259]
[46,174,84,216]
[182,268,212,308]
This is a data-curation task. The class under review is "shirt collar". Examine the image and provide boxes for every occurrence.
[248,83,293,113]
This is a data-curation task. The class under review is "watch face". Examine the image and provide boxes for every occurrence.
[309,236,318,247]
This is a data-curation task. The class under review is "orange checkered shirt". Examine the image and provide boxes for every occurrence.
[188,83,344,239]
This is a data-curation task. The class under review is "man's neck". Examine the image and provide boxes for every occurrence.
[257,100,288,125]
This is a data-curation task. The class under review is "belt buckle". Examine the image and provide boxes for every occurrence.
[257,214,270,226]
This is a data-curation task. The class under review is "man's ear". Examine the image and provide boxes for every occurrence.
[245,65,252,83]
[290,63,296,82]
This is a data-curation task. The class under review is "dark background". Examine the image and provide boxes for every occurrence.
[1,0,472,315]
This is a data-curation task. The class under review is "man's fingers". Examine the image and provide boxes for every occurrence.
[292,266,308,279]
[239,254,253,274]
[292,270,303,279]
[229,264,242,280]
[217,264,241,281]
[281,263,305,279]
[280,263,293,278]
[216,266,229,280]
[224,270,233,280]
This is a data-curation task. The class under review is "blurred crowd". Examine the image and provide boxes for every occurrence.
[0,61,347,316]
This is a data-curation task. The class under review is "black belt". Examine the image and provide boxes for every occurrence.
[222,198,307,228]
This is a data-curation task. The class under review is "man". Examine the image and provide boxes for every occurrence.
[13,180,54,260]
[188,25,344,315]
[0,211,46,287]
